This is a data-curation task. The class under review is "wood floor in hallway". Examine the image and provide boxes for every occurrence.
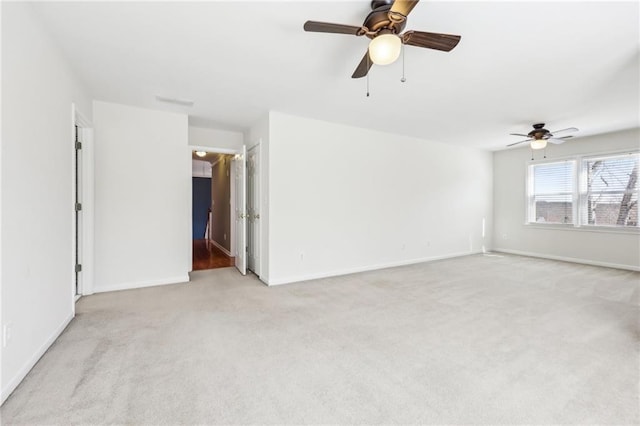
[192,239,235,270]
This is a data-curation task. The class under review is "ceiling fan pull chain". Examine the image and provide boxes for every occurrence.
[366,54,370,97]
[401,43,406,83]
[531,148,534,161]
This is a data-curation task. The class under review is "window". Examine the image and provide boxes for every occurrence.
[582,154,639,227]
[528,161,575,224]
[527,152,639,230]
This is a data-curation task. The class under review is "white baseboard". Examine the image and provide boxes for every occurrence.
[93,275,190,294]
[1,312,74,405]
[266,250,480,286]
[492,248,640,272]
[209,239,232,257]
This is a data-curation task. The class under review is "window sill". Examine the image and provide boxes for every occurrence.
[523,222,640,235]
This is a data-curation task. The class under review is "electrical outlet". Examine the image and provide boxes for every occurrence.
[300,252,304,261]
[224,233,226,241]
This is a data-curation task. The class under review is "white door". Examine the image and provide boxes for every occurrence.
[234,146,247,275]
[247,145,260,275]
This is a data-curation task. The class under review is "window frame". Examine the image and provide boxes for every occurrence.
[526,159,577,226]
[525,149,640,234]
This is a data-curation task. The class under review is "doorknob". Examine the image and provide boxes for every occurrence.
[255,214,260,219]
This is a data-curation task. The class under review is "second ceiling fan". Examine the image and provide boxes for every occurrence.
[508,123,579,150]
[303,0,461,78]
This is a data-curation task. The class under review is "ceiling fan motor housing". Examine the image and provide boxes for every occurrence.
[529,123,551,139]
[364,2,407,38]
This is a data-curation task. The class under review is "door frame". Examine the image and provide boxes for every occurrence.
[71,103,94,304]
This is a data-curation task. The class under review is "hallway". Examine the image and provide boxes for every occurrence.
[192,239,235,270]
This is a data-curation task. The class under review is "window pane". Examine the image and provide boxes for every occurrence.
[529,161,575,224]
[534,162,573,194]
[534,200,573,223]
[583,154,639,227]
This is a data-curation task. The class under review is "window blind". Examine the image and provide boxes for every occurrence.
[582,153,639,227]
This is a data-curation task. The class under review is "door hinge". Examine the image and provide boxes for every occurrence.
[75,141,82,150]
[75,264,82,273]
[75,203,82,212]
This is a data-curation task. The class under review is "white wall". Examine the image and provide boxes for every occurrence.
[189,126,243,151]
[493,128,640,270]
[1,2,92,403]
[93,101,190,292]
[266,112,493,285]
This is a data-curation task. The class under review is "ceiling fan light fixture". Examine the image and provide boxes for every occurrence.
[530,139,547,150]
[368,33,402,65]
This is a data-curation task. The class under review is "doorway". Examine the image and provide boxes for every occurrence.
[188,143,259,280]
[191,149,236,271]
[73,104,94,298]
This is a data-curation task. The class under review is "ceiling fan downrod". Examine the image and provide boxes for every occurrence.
[371,0,394,10]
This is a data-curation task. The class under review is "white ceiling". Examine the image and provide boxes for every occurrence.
[32,1,639,150]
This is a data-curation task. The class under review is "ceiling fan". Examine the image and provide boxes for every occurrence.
[303,0,461,78]
[508,123,579,150]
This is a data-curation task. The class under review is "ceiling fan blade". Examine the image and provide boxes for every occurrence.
[352,51,373,79]
[507,139,532,147]
[509,133,530,137]
[402,30,461,52]
[389,0,420,20]
[548,136,573,144]
[303,21,364,35]
[550,127,579,135]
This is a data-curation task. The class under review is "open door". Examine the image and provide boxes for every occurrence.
[234,146,247,275]
[247,144,260,275]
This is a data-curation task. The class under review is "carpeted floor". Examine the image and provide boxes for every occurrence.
[1,253,639,424]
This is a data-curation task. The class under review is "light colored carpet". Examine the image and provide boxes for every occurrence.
[1,253,639,425]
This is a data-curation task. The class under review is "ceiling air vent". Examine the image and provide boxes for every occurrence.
[155,95,194,107]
